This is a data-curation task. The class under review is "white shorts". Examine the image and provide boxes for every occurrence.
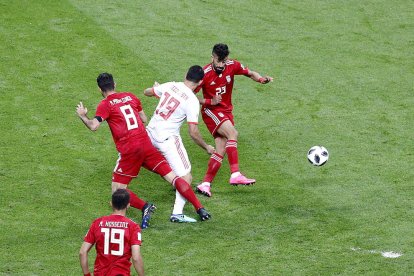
[148,134,191,177]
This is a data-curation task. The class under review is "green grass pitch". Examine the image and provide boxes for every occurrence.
[1,0,413,275]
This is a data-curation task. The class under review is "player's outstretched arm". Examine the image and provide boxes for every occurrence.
[247,70,273,84]
[143,81,160,97]
[188,123,215,154]
[76,102,101,131]
[143,87,155,97]
[132,245,145,276]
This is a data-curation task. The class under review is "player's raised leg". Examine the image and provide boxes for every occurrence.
[217,121,255,186]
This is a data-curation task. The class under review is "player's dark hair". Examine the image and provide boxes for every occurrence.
[212,43,229,61]
[186,65,204,83]
[97,73,115,92]
[112,189,130,210]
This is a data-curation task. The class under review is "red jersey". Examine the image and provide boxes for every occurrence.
[84,214,142,276]
[197,59,249,112]
[95,92,148,154]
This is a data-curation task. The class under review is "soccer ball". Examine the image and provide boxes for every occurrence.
[307,146,329,166]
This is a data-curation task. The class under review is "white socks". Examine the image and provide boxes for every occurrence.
[172,190,187,215]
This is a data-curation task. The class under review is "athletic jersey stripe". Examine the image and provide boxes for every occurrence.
[113,154,121,172]
[175,136,190,169]
[204,65,212,73]
[204,108,220,125]
[152,160,167,172]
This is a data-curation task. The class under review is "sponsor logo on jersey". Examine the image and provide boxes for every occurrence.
[210,81,216,85]
[218,112,224,118]
[117,168,123,173]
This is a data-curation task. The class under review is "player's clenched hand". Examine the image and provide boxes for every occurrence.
[258,76,273,84]
[206,145,215,155]
[153,81,160,87]
[212,94,222,105]
[76,102,88,117]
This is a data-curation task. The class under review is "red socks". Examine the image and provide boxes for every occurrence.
[173,177,202,210]
[127,189,146,210]
[202,153,223,183]
[226,140,239,173]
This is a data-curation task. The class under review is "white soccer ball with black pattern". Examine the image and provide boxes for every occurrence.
[307,146,329,166]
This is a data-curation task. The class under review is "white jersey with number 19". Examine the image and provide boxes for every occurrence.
[147,82,200,143]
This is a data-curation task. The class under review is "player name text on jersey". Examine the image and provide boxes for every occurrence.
[99,221,129,228]
[109,96,133,106]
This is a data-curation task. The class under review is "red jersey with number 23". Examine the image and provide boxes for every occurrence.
[84,214,142,276]
[95,92,148,154]
[196,59,249,113]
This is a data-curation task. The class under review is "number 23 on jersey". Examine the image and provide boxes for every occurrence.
[216,86,226,95]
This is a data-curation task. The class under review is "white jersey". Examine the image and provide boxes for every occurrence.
[147,82,200,142]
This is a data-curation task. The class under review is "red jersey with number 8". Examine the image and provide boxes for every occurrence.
[95,92,148,154]
[196,59,249,112]
[84,214,142,276]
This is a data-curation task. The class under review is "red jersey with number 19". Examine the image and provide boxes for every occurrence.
[95,92,148,154]
[196,59,249,113]
[84,214,142,276]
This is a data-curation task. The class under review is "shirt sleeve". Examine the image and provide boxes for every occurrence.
[84,219,98,244]
[130,223,142,246]
[233,60,250,76]
[130,93,143,112]
[153,82,170,98]
[95,101,110,121]
[186,97,200,124]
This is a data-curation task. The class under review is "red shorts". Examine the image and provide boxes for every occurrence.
[112,136,172,185]
[201,107,234,137]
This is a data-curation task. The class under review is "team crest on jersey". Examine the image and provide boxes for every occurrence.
[218,112,224,118]
[226,76,231,83]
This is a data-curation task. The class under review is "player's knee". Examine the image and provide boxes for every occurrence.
[228,128,238,140]
[112,182,128,193]
[184,173,192,184]
[163,171,176,184]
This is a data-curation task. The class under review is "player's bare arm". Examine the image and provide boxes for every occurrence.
[143,87,155,97]
[79,241,93,275]
[143,81,160,97]
[188,123,215,154]
[138,110,147,124]
[247,69,273,84]
[131,245,145,276]
[76,102,101,131]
